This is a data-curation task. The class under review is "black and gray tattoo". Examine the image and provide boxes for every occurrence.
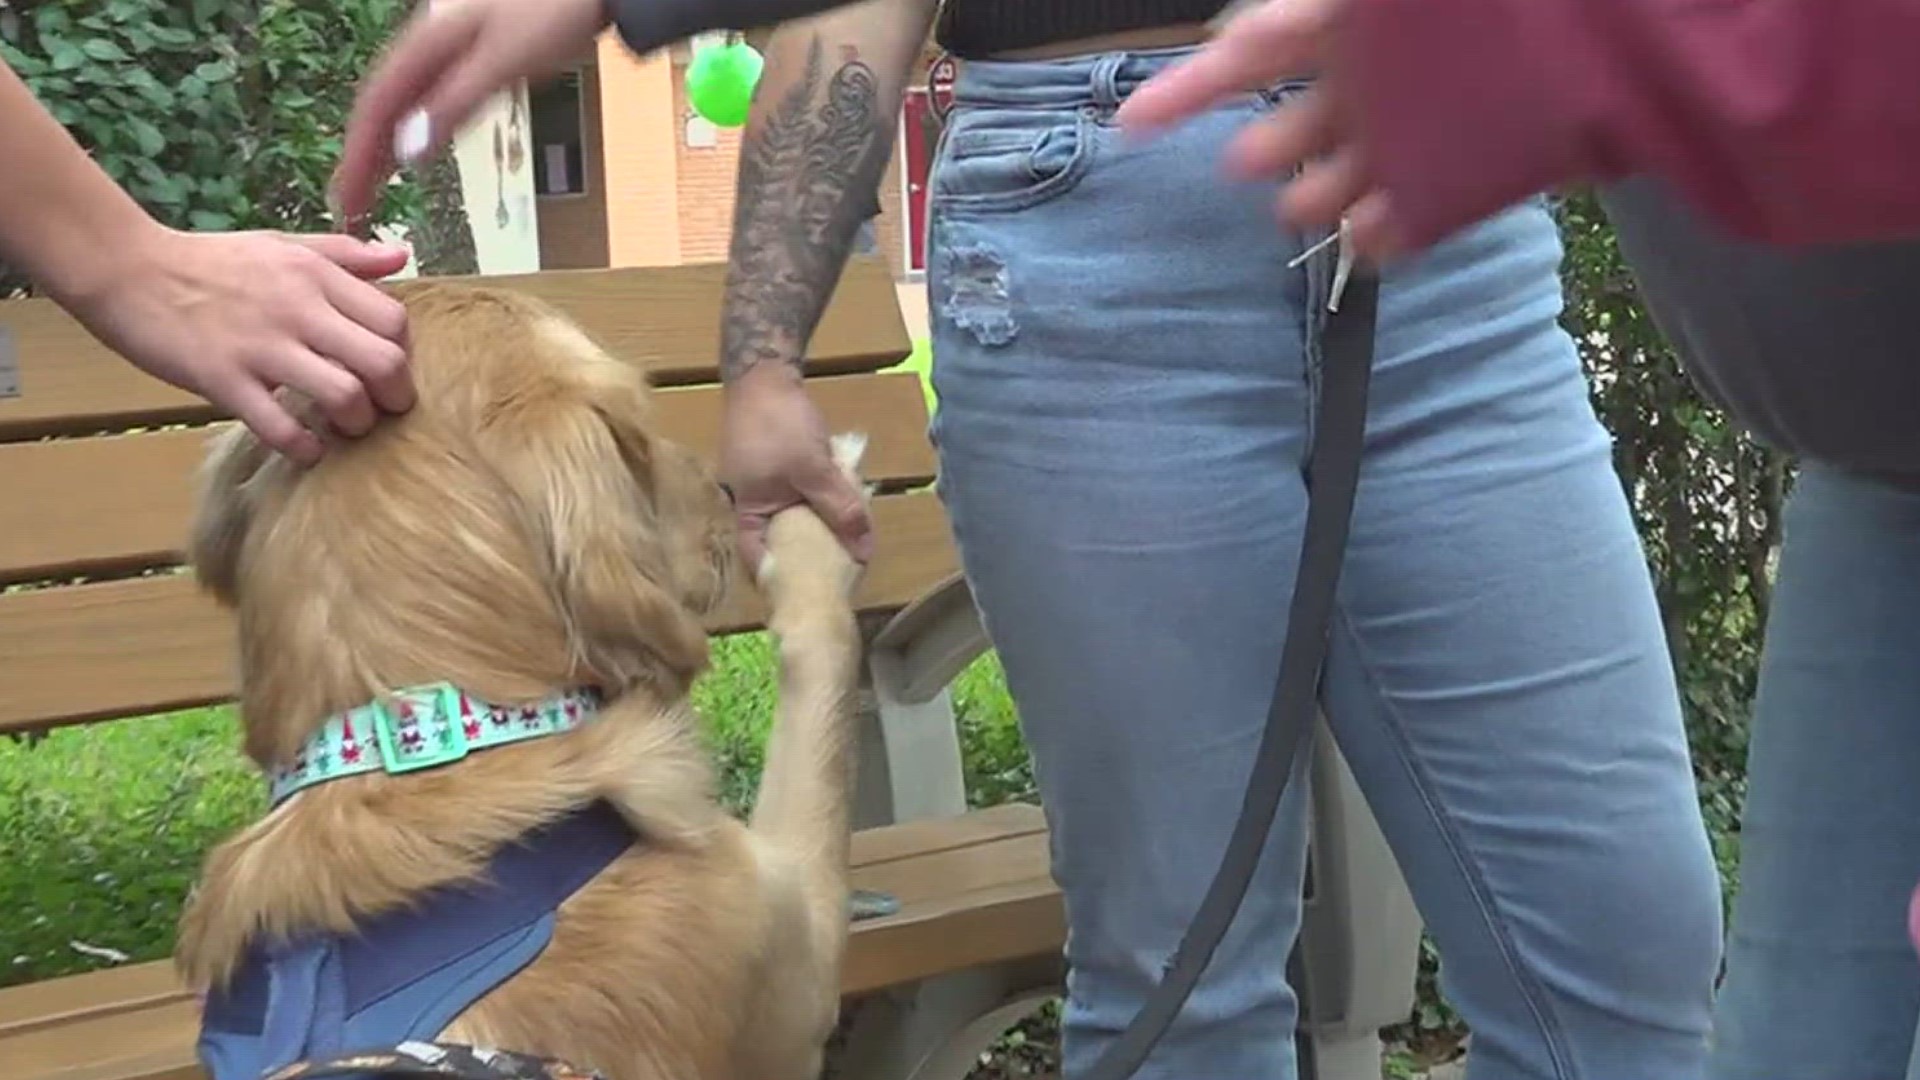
[720,35,894,381]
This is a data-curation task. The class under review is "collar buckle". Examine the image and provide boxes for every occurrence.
[371,682,470,774]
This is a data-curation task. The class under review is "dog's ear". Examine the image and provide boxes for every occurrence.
[188,423,274,607]
[489,361,710,695]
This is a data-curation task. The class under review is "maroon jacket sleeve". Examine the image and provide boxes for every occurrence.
[1346,0,1920,249]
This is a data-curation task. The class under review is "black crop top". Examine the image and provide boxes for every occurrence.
[935,0,1232,60]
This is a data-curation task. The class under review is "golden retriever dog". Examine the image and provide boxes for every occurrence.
[177,280,869,1080]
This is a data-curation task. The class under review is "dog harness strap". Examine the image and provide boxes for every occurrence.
[270,685,603,804]
[263,1041,607,1079]
[199,803,638,1080]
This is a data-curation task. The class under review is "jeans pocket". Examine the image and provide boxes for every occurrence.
[931,108,1098,213]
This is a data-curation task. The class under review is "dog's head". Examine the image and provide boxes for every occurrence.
[189,282,733,762]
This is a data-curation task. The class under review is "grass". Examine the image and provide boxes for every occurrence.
[886,337,937,411]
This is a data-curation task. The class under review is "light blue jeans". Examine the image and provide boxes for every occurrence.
[1708,465,1920,1080]
[923,49,1722,1080]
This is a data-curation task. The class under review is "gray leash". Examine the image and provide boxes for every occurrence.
[1080,261,1380,1080]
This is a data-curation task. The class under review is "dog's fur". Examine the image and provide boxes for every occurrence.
[177,280,869,1080]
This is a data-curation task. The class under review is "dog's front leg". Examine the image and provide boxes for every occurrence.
[746,434,869,969]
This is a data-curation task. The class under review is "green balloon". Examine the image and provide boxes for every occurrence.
[686,41,764,128]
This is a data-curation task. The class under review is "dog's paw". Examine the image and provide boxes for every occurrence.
[830,431,872,496]
[756,431,869,603]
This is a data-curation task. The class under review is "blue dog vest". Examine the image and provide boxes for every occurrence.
[198,801,637,1080]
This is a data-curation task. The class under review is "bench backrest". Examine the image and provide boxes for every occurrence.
[0,257,954,737]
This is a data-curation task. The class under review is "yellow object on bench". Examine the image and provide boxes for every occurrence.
[0,258,1063,1080]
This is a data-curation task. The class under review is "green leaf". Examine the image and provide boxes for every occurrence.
[34,7,74,35]
[188,209,235,231]
[129,77,174,110]
[80,38,130,62]
[129,119,167,157]
[144,173,190,208]
[98,86,138,112]
[77,116,120,152]
[4,49,47,77]
[48,42,87,71]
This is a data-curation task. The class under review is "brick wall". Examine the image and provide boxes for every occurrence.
[670,55,746,264]
[565,40,942,277]
[595,34,683,267]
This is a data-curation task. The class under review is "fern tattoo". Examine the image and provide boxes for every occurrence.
[721,36,891,381]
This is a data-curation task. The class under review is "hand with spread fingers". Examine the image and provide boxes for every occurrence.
[1127,0,1920,254]
[331,0,612,231]
[1117,0,1410,259]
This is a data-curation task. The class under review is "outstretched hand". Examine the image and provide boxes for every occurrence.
[332,0,611,230]
[63,228,413,464]
[1119,0,1409,260]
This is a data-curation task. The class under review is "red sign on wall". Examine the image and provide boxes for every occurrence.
[928,55,957,116]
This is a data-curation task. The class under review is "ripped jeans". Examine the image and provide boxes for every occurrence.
[923,49,1722,1080]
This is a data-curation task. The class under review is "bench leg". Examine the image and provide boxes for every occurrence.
[1302,1031,1387,1080]
[1296,716,1422,1080]
[851,644,970,829]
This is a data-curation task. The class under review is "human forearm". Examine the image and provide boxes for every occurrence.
[0,60,160,303]
[719,0,936,383]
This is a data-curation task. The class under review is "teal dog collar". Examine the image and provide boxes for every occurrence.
[269,683,602,805]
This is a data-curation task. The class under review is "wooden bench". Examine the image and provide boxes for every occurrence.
[0,257,1064,1080]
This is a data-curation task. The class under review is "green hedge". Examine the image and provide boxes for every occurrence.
[0,0,421,294]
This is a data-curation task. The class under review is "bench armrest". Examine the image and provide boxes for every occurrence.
[867,574,989,706]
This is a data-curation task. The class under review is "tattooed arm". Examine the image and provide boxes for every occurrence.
[721,0,940,382]
[717,0,940,570]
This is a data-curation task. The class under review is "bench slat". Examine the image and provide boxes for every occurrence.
[0,259,909,443]
[0,491,958,735]
[0,805,1059,1080]
[0,372,935,587]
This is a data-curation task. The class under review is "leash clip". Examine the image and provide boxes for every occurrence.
[1328,218,1356,313]
[1287,217,1357,313]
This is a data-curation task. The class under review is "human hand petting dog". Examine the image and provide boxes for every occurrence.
[62,227,414,465]
[0,57,413,466]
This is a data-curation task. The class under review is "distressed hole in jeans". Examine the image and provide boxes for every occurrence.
[938,244,1017,346]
